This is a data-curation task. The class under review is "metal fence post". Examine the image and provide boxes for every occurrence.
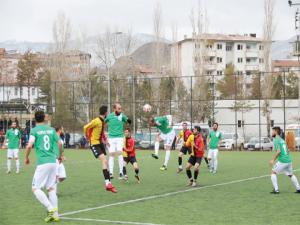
[190,76,193,128]
[234,73,238,150]
[258,72,261,149]
[283,70,286,137]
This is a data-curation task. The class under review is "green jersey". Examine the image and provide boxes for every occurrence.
[209,130,222,149]
[154,116,173,134]
[105,112,128,138]
[30,124,59,165]
[6,128,21,149]
[53,138,64,159]
[273,136,292,163]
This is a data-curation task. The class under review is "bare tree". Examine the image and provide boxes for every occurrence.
[262,0,276,137]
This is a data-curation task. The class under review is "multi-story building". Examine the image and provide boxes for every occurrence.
[171,33,265,87]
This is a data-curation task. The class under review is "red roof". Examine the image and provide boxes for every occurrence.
[273,60,300,68]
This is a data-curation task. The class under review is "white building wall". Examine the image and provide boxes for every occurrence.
[0,86,41,104]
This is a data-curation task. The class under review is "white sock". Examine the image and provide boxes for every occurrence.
[154,142,159,155]
[291,175,300,190]
[271,174,279,191]
[164,150,171,167]
[16,159,20,171]
[213,158,218,172]
[33,189,53,211]
[7,159,11,171]
[48,189,58,217]
[109,156,114,175]
[179,165,183,169]
[105,179,110,185]
[118,155,124,175]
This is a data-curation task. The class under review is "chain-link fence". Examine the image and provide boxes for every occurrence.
[1,70,300,150]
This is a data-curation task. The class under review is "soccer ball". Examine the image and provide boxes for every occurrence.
[143,104,152,113]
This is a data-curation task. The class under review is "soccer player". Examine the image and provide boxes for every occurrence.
[269,126,300,194]
[54,126,67,184]
[84,105,117,193]
[149,115,175,171]
[185,126,204,187]
[105,103,131,179]
[25,111,63,222]
[207,122,222,174]
[122,128,140,183]
[175,122,192,173]
[2,121,21,174]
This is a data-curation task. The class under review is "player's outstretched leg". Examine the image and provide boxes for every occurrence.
[289,174,300,193]
[186,163,193,186]
[15,157,20,174]
[152,141,160,159]
[133,162,140,183]
[100,154,117,193]
[204,157,209,168]
[213,150,218,174]
[123,163,128,181]
[108,153,115,179]
[7,156,12,174]
[48,187,59,222]
[177,152,183,173]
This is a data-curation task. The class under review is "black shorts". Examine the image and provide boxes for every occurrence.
[124,156,137,165]
[90,144,106,158]
[188,156,202,166]
[180,146,192,155]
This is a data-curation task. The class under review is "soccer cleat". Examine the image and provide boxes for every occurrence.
[109,173,114,179]
[16,170,20,174]
[51,217,60,222]
[177,168,183,174]
[151,153,159,159]
[270,190,280,194]
[118,173,124,180]
[44,208,57,223]
[213,171,217,175]
[160,165,167,171]
[186,180,193,186]
[192,181,197,187]
[134,175,140,184]
[124,175,129,181]
[295,189,300,193]
[6,170,11,174]
[106,183,117,193]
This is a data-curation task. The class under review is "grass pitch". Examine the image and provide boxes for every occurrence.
[1,149,300,225]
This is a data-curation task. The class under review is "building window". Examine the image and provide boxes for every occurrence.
[237,58,243,63]
[206,44,213,49]
[217,70,223,76]
[246,58,251,63]
[217,57,223,63]
[20,87,23,96]
[259,45,264,51]
[195,43,200,49]
[246,45,251,50]
[217,44,222,50]
[237,71,243,75]
[237,44,243,50]
[259,58,264,63]
[32,87,36,95]
[246,71,251,76]
[226,45,232,51]
[14,87,18,95]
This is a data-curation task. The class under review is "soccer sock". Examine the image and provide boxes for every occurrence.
[154,142,159,155]
[164,150,171,167]
[204,157,209,165]
[291,175,300,190]
[16,159,20,171]
[118,155,124,175]
[109,156,114,174]
[102,169,110,184]
[7,159,11,171]
[213,158,218,172]
[178,156,183,168]
[123,166,127,176]
[135,168,139,175]
[186,169,192,180]
[271,174,279,191]
[194,169,199,181]
[48,189,58,217]
[33,189,53,211]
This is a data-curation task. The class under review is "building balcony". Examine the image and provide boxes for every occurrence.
[245,64,259,71]
[207,50,216,57]
[245,50,258,58]
[204,62,217,71]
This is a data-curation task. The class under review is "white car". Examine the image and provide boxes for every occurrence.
[245,137,273,151]
[219,132,245,150]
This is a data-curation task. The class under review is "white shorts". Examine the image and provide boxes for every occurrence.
[160,130,176,146]
[32,163,57,190]
[7,149,19,158]
[56,160,66,179]
[208,149,218,159]
[108,137,124,153]
[272,162,293,176]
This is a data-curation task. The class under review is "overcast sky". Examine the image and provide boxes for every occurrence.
[0,0,297,42]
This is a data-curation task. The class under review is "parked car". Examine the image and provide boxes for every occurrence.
[138,132,160,149]
[69,133,84,148]
[245,137,273,151]
[219,132,244,150]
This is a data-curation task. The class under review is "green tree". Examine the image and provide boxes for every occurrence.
[286,72,299,99]
[217,64,239,99]
[37,70,52,113]
[17,51,39,105]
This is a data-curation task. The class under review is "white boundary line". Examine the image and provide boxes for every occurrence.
[60,216,164,225]
[60,168,300,217]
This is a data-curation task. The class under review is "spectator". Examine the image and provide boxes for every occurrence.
[65,132,70,148]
